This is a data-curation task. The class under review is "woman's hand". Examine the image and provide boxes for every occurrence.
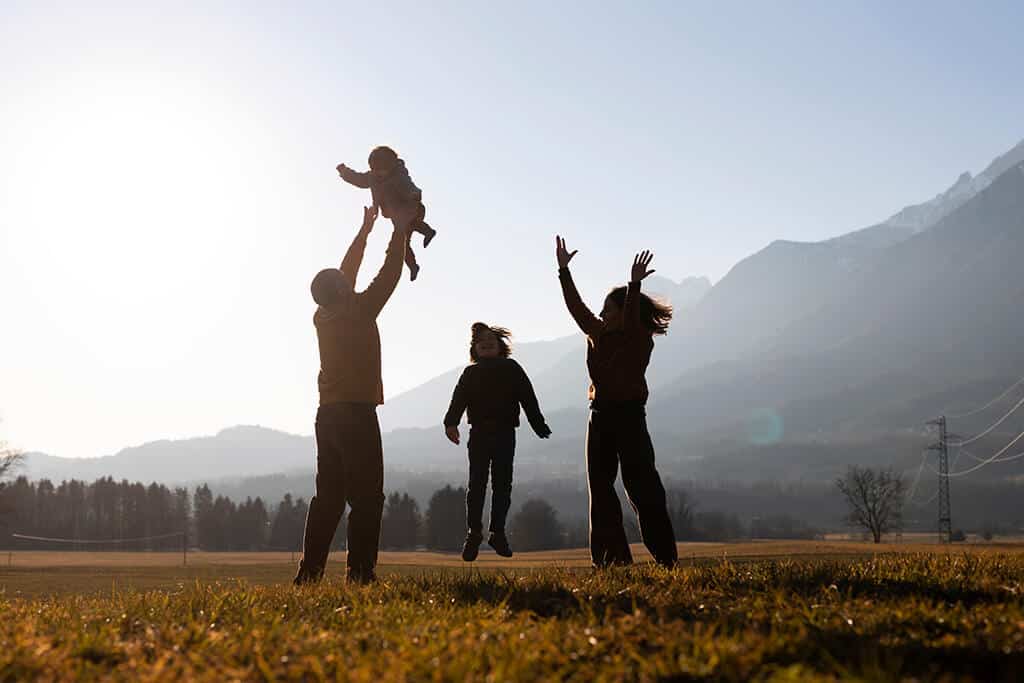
[556,235,578,269]
[631,250,655,282]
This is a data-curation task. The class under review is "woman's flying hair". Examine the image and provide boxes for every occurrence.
[605,287,673,335]
[469,322,512,362]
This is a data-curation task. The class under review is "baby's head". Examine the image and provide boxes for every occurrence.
[368,145,399,179]
[469,322,512,362]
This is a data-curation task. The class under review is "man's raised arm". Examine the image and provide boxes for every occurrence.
[358,215,410,319]
[339,206,378,281]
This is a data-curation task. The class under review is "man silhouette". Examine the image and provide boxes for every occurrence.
[295,205,410,585]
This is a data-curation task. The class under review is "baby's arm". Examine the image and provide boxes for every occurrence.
[396,166,422,202]
[336,163,375,189]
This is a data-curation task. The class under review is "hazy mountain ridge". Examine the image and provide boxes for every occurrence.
[882,138,1024,233]
[19,143,1024,488]
[24,426,314,483]
[647,160,1024,446]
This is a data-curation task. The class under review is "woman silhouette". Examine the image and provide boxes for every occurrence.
[555,236,677,568]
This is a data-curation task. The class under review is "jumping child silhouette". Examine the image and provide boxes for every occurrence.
[443,323,552,560]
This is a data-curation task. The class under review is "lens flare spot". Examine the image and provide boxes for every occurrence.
[747,408,784,445]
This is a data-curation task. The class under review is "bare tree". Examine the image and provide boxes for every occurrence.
[834,466,906,543]
[667,489,696,540]
[1,424,24,481]
[1,429,24,518]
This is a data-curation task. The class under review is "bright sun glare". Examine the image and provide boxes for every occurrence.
[7,72,254,369]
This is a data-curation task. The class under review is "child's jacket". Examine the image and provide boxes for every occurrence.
[338,159,422,213]
[444,358,548,434]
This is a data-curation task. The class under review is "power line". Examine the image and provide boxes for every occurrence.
[905,450,929,501]
[952,393,1024,446]
[958,444,1024,465]
[950,444,965,468]
[946,374,1024,419]
[11,531,184,544]
[908,487,940,508]
[929,428,1024,478]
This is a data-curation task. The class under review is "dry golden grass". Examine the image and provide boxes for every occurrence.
[5,538,1023,568]
[2,553,1023,681]
[3,539,1022,598]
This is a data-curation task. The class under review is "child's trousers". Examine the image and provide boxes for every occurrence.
[466,426,516,535]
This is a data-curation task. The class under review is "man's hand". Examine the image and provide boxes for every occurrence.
[534,423,552,439]
[361,205,378,233]
[556,235,578,269]
[631,250,655,283]
[445,425,460,445]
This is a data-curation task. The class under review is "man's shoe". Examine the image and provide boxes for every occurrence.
[462,531,484,562]
[488,532,513,558]
[293,564,323,586]
[346,567,377,585]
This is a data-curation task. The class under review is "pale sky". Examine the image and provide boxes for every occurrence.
[2,1,1022,458]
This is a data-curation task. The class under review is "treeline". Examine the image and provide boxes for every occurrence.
[0,477,583,551]
[0,477,301,552]
[0,475,867,553]
[0,477,189,550]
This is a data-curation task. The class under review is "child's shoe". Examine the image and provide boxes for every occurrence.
[488,532,513,558]
[409,263,420,281]
[422,224,437,248]
[462,531,484,562]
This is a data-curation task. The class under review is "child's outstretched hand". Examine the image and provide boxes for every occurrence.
[336,162,351,177]
[445,425,460,445]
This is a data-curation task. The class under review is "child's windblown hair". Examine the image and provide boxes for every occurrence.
[469,322,512,362]
[606,287,673,335]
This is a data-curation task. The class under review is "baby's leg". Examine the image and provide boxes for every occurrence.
[408,203,437,247]
[404,241,420,282]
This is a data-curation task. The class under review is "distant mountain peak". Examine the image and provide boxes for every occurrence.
[215,425,288,439]
[646,274,712,309]
[881,138,1024,235]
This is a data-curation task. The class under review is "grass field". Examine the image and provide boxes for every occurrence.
[2,542,1023,680]
[3,539,1022,597]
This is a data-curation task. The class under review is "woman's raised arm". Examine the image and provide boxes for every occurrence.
[556,235,603,337]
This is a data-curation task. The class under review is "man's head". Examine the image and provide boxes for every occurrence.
[311,268,355,307]
[368,145,399,179]
[469,322,512,362]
